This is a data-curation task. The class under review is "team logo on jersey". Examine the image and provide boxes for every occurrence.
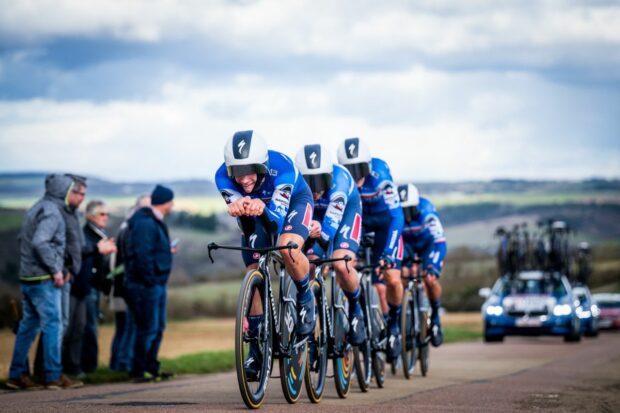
[220,190,234,204]
[280,185,292,200]
[344,138,359,159]
[304,144,322,169]
[333,195,345,211]
[232,130,253,159]
[350,213,361,243]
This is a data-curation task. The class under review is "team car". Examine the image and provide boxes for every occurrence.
[480,271,581,343]
[572,285,600,337]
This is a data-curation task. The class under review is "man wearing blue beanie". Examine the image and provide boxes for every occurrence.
[124,184,175,382]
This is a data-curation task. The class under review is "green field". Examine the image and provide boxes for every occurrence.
[2,189,619,214]
[0,196,228,215]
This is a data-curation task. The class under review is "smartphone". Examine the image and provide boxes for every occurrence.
[170,238,180,248]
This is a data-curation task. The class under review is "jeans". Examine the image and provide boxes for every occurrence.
[34,281,70,378]
[81,289,99,373]
[110,306,136,372]
[62,294,87,374]
[9,281,62,383]
[126,282,167,376]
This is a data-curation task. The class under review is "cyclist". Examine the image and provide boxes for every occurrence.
[398,183,447,347]
[337,137,404,361]
[294,144,365,345]
[215,130,315,379]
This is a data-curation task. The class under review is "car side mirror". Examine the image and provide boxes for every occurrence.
[479,287,491,298]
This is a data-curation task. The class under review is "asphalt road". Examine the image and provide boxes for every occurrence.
[2,333,619,412]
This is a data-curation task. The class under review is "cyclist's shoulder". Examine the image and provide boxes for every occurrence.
[418,197,437,215]
[268,149,294,168]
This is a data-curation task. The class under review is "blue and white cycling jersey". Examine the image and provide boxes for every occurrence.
[313,164,361,247]
[359,157,404,257]
[402,197,447,276]
[215,149,311,234]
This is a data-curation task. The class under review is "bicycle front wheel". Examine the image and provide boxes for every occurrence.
[401,289,416,379]
[333,288,353,398]
[235,269,272,409]
[304,279,327,403]
[279,277,307,404]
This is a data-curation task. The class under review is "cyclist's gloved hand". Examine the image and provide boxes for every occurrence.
[378,253,395,270]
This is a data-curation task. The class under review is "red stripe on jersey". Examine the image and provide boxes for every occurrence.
[397,236,404,261]
[302,203,312,229]
[351,213,362,243]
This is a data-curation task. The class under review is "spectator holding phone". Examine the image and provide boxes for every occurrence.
[63,200,116,377]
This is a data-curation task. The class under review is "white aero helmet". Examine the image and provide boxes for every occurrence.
[295,144,333,193]
[398,183,421,222]
[224,130,269,177]
[337,137,372,180]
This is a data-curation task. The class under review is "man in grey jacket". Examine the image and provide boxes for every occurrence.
[6,174,83,390]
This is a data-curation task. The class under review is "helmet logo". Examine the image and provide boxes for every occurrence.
[232,130,253,159]
[304,144,322,169]
[400,188,407,202]
[309,152,317,166]
[344,138,359,159]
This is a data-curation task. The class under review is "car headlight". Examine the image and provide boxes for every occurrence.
[553,304,572,316]
[576,306,592,319]
[486,305,503,316]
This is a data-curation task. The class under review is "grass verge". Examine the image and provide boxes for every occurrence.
[443,325,483,343]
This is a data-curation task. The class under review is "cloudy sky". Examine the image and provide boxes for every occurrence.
[0,0,619,182]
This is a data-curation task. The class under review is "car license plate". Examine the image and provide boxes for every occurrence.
[516,317,542,327]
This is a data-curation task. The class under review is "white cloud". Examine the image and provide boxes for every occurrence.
[1,0,618,70]
[1,65,617,182]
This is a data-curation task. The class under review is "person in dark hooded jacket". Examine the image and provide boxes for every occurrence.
[7,174,83,390]
[124,185,175,382]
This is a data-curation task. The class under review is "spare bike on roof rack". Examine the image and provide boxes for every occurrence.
[208,215,308,409]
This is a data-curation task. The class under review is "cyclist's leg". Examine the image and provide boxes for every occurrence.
[368,225,389,316]
[240,223,270,377]
[380,235,404,331]
[280,195,314,336]
[421,243,446,347]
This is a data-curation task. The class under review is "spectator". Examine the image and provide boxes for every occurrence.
[108,194,150,372]
[63,200,116,377]
[34,174,87,379]
[124,185,175,382]
[7,174,83,390]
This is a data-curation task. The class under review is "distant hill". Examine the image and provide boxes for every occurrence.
[0,172,218,197]
[1,172,618,198]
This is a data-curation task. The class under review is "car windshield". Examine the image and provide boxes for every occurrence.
[575,293,588,306]
[500,277,566,296]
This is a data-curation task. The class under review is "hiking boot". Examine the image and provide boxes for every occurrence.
[5,375,43,390]
[45,374,83,390]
